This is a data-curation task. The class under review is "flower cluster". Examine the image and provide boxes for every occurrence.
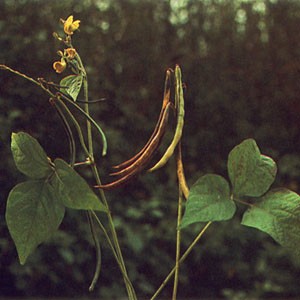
[52,15,80,74]
[53,47,77,73]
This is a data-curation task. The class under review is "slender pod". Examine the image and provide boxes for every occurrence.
[109,101,172,178]
[112,69,172,171]
[111,89,171,176]
[149,65,185,172]
[87,211,101,292]
[55,95,91,158]
[49,98,76,167]
[95,102,171,190]
[59,93,108,156]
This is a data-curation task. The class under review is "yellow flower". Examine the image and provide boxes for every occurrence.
[53,58,67,73]
[63,15,80,35]
[65,48,77,59]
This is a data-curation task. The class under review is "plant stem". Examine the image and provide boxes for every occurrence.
[0,65,41,87]
[75,51,136,300]
[172,188,183,300]
[172,142,185,300]
[1,63,136,298]
[233,196,254,207]
[150,221,212,300]
[90,211,136,298]
[90,163,137,300]
[83,77,94,158]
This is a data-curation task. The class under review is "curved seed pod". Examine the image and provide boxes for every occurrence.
[96,102,171,190]
[111,88,171,177]
[149,65,185,172]
[110,101,171,177]
[112,69,172,171]
[59,93,108,156]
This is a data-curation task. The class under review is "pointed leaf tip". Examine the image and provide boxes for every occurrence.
[11,132,53,179]
[228,139,277,197]
[52,159,107,212]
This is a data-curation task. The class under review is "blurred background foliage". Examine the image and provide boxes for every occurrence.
[1,0,300,299]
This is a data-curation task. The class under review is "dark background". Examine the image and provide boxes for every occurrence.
[1,0,300,299]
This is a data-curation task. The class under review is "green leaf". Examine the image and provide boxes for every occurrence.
[6,180,65,264]
[52,159,107,212]
[242,188,300,257]
[228,138,277,197]
[181,174,236,228]
[60,74,83,101]
[11,132,53,179]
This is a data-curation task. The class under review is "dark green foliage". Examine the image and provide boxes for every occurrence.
[228,139,277,197]
[6,180,65,265]
[181,138,300,266]
[11,132,53,179]
[6,132,106,265]
[242,188,300,258]
[53,158,106,211]
[181,174,235,226]
[2,0,300,299]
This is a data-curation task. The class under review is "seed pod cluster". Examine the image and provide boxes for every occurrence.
[96,70,172,190]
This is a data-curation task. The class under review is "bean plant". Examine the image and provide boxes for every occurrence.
[1,16,300,300]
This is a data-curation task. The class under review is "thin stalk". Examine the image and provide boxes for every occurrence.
[172,142,185,300]
[90,162,137,300]
[172,188,183,300]
[0,65,41,87]
[233,197,254,207]
[150,221,212,300]
[70,48,94,157]
[74,51,136,299]
[83,77,94,159]
[90,211,136,299]
[0,65,59,99]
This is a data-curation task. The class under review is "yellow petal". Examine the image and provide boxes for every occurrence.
[71,20,80,30]
[63,15,80,35]
[65,48,77,59]
[53,59,66,73]
[65,15,73,24]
